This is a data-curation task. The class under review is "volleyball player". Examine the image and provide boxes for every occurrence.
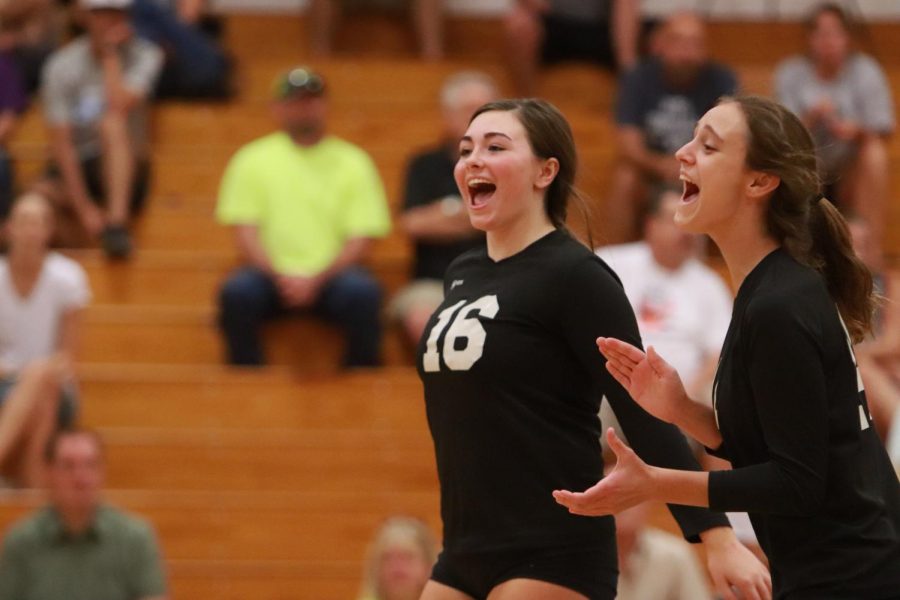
[554,95,900,599]
[418,99,771,600]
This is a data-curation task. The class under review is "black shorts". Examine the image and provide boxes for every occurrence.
[431,544,617,600]
[541,15,615,68]
[46,155,151,216]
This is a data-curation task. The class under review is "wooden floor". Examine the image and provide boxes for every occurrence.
[1,13,899,598]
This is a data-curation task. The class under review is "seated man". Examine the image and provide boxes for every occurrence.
[0,428,168,600]
[503,0,640,96]
[607,11,737,243]
[38,0,163,258]
[775,3,893,267]
[390,71,495,346]
[597,185,731,405]
[217,67,391,368]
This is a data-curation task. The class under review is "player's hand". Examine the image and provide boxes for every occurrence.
[597,338,689,425]
[552,428,654,516]
[701,527,772,600]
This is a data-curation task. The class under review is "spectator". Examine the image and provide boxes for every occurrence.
[0,193,89,488]
[0,20,28,218]
[358,516,437,600]
[37,0,163,258]
[0,428,168,599]
[308,0,444,61]
[775,3,893,268]
[503,0,641,96]
[608,11,737,243]
[217,66,391,368]
[390,71,495,347]
[614,502,713,600]
[131,0,231,99]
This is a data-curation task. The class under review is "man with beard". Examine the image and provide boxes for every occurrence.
[216,66,391,367]
[606,12,737,243]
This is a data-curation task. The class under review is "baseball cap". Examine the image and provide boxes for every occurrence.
[81,0,134,11]
[274,67,327,100]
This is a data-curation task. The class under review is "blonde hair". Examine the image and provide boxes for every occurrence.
[357,516,437,600]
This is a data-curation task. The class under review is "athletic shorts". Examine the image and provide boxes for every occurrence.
[431,544,617,600]
[45,156,151,216]
[541,15,616,68]
[0,377,79,428]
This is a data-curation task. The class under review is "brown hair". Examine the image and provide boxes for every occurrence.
[468,99,577,231]
[807,3,855,35]
[727,95,874,342]
[45,428,105,464]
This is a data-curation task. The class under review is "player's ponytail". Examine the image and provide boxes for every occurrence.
[729,94,875,343]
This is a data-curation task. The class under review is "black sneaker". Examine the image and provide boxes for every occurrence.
[101,225,133,259]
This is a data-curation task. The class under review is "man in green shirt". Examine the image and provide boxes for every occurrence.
[216,66,391,367]
[0,429,168,600]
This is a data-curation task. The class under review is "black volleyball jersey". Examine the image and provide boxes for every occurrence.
[417,230,728,557]
[708,249,900,599]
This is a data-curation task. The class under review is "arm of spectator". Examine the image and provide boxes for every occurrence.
[99,32,143,114]
[617,126,680,181]
[55,307,83,369]
[611,0,639,71]
[0,111,16,146]
[400,196,476,242]
[232,224,277,277]
[176,0,206,24]
[49,125,104,235]
[278,237,374,308]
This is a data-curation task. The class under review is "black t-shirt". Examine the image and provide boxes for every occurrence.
[615,58,738,155]
[417,230,728,568]
[402,145,483,281]
[709,249,900,599]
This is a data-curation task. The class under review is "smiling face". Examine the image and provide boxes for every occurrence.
[673,102,755,236]
[454,109,556,234]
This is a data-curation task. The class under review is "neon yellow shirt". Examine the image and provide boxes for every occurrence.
[217,132,391,275]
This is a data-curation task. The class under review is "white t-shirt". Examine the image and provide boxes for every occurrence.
[0,253,91,373]
[596,242,733,388]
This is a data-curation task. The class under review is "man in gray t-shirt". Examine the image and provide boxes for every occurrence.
[39,0,162,258]
[775,4,893,265]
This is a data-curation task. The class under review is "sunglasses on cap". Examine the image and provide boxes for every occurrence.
[275,68,326,99]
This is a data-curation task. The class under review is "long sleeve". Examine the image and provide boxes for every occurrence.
[561,255,729,541]
[709,297,830,515]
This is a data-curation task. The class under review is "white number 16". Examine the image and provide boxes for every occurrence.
[423,295,499,372]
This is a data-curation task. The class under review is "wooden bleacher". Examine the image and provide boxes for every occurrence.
[1,12,899,599]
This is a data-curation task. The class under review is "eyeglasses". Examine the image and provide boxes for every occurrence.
[276,68,326,99]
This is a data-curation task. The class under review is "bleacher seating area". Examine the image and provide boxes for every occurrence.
[1,12,899,598]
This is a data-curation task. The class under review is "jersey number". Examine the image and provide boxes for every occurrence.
[422,295,499,372]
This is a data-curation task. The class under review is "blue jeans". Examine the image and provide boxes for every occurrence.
[131,0,229,96]
[218,267,383,368]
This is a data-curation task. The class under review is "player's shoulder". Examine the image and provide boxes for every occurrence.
[743,250,829,325]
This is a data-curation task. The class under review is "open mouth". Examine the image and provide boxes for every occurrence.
[467,179,496,209]
[682,180,700,204]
